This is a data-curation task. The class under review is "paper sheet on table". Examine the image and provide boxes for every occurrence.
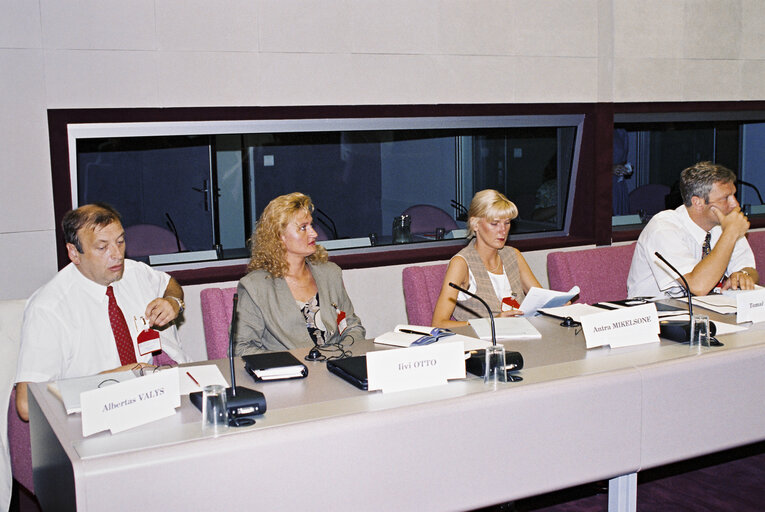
[179,364,229,395]
[660,314,748,335]
[693,295,738,314]
[468,317,542,341]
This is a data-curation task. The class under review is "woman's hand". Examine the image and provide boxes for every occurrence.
[498,309,524,317]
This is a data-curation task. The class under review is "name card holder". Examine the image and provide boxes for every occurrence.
[367,342,466,393]
[736,289,765,324]
[80,367,180,437]
[580,303,660,349]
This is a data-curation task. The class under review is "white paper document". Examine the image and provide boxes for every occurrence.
[468,317,542,341]
[520,286,580,316]
[693,295,738,314]
[54,370,137,415]
[374,324,490,351]
[179,364,229,395]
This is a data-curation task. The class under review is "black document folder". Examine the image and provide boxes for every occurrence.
[326,355,368,390]
[242,351,308,382]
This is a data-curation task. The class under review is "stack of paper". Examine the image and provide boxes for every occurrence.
[375,324,490,351]
[467,317,542,341]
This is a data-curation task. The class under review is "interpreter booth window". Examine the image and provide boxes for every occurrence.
[612,112,765,227]
[70,115,582,267]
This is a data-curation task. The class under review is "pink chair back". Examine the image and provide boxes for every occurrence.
[402,264,448,326]
[747,231,765,284]
[200,287,238,360]
[125,224,186,259]
[401,205,458,234]
[547,243,636,304]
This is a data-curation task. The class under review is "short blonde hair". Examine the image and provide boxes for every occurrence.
[248,192,328,277]
[467,189,518,238]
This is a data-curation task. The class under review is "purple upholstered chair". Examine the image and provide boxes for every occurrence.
[125,224,186,259]
[7,390,31,494]
[401,205,458,234]
[200,287,238,360]
[546,243,637,304]
[1,299,32,498]
[747,231,765,284]
[402,264,449,326]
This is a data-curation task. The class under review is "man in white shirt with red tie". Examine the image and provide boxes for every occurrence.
[15,203,191,421]
[627,161,759,299]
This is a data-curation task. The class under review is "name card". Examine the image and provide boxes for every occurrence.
[80,367,180,437]
[367,342,466,393]
[580,303,660,349]
[736,289,765,324]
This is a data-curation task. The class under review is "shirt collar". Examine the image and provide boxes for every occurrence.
[68,262,111,301]
[677,205,720,244]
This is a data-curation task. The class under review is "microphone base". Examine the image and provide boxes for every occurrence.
[190,386,266,427]
[659,320,721,345]
[465,349,524,379]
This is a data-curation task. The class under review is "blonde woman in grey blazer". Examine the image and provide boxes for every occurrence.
[234,192,365,356]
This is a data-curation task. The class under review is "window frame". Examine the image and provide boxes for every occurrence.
[48,103,614,284]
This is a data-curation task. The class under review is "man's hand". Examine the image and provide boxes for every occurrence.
[145,297,179,327]
[712,206,749,240]
[722,270,757,291]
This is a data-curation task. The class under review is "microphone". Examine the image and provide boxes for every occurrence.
[449,282,496,346]
[314,207,338,239]
[654,252,720,346]
[190,293,267,426]
[737,180,764,204]
[165,213,183,253]
[449,282,524,382]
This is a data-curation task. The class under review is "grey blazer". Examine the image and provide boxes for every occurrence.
[234,261,366,355]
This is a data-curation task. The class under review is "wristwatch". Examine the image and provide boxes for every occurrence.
[167,296,185,314]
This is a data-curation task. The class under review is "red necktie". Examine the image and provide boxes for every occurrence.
[106,286,137,365]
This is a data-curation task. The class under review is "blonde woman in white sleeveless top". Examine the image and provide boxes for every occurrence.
[431,190,542,329]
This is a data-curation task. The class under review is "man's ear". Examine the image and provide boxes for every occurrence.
[66,243,81,265]
[690,195,704,209]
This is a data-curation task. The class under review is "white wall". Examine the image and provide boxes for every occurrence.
[3,0,765,301]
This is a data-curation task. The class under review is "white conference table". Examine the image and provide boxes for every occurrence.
[27,305,765,512]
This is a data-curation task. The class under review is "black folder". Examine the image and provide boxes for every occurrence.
[326,355,368,390]
[242,351,308,382]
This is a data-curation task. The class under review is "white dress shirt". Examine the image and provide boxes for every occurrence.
[627,205,755,298]
[16,259,190,384]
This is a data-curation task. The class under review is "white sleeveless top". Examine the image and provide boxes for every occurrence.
[456,261,514,302]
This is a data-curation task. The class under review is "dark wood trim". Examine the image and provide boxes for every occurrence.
[48,100,765,286]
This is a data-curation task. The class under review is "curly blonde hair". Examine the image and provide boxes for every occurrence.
[467,189,519,238]
[248,192,328,277]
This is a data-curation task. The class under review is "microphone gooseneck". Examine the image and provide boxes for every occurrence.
[448,282,497,346]
[229,293,239,395]
[654,252,694,320]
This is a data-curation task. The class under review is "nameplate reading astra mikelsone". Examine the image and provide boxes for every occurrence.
[366,342,466,393]
[80,367,180,437]
[735,289,765,324]
[580,303,660,349]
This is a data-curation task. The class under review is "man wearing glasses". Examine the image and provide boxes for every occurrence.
[628,161,758,299]
[14,203,191,421]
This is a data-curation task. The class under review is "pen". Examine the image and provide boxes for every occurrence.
[186,371,200,387]
[399,328,433,336]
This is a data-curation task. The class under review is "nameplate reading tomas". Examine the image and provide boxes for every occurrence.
[367,342,466,393]
[736,289,765,324]
[80,367,180,437]
[580,303,659,349]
